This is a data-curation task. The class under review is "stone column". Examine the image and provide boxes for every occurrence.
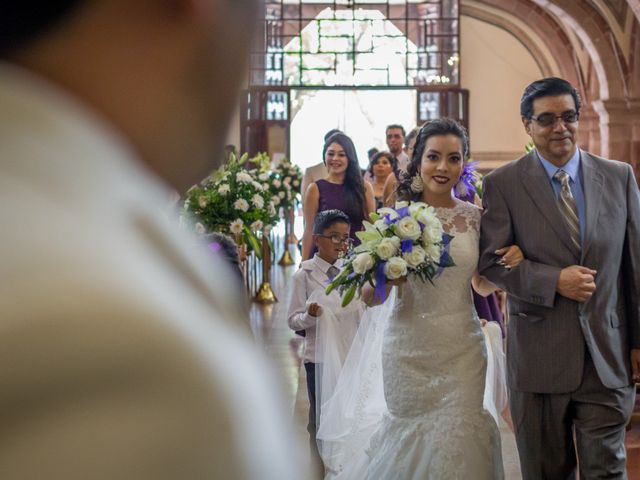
[591,99,638,173]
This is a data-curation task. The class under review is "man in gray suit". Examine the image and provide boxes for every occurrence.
[479,77,640,479]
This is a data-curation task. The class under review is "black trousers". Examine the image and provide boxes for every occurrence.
[304,362,323,469]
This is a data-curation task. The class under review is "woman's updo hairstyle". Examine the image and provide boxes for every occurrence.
[397,118,469,201]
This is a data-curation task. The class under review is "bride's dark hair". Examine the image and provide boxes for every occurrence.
[396,118,470,202]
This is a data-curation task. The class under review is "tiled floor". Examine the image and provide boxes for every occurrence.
[252,242,523,479]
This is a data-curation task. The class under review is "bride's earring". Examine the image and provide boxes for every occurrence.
[410,174,423,193]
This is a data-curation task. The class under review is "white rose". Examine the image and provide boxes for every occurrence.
[230,219,244,235]
[422,223,443,245]
[234,198,249,212]
[197,195,208,209]
[273,179,281,188]
[271,195,281,206]
[267,203,277,216]
[236,172,252,184]
[218,184,230,195]
[250,220,264,232]
[384,256,408,280]
[262,183,270,190]
[283,176,291,184]
[376,237,400,260]
[403,245,426,268]
[258,172,269,182]
[278,191,285,199]
[395,216,421,240]
[194,222,206,234]
[394,201,409,209]
[352,252,375,274]
[252,181,263,191]
[252,194,264,209]
[425,243,442,262]
[293,180,300,187]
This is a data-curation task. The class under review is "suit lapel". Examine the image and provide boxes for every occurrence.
[580,152,604,259]
[519,152,581,259]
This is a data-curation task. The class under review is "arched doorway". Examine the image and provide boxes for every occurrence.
[242,1,468,164]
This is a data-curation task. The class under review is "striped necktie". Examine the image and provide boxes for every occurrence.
[327,265,340,281]
[553,170,581,251]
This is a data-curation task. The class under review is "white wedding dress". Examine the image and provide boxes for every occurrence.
[317,200,504,480]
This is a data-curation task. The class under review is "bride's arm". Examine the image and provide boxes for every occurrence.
[473,244,524,296]
[361,277,406,307]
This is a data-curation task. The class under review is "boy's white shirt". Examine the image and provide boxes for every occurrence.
[287,254,343,363]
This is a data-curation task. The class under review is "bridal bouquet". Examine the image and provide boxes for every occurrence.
[326,201,454,306]
[183,153,278,257]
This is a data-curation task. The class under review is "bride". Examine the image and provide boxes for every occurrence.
[316,119,523,479]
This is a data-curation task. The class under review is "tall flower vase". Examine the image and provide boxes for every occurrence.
[278,209,295,266]
[286,207,298,245]
[235,234,250,295]
[255,233,278,303]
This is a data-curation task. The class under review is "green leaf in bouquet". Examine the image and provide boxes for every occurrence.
[244,225,262,260]
[341,283,357,307]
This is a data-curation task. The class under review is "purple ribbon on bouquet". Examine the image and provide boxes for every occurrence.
[436,233,454,276]
[374,261,388,302]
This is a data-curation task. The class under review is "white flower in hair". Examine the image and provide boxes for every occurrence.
[230,219,244,235]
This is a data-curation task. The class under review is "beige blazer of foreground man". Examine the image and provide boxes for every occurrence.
[0,65,301,479]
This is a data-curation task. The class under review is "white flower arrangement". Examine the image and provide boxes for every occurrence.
[183,152,279,258]
[326,201,454,306]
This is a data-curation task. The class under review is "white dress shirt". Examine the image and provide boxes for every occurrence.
[287,254,344,363]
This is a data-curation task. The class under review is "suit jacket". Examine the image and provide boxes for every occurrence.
[0,64,301,479]
[301,162,328,202]
[479,150,640,394]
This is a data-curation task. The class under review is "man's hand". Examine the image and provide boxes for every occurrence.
[631,349,640,384]
[307,302,322,317]
[556,265,597,302]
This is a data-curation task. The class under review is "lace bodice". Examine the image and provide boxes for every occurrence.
[399,200,481,320]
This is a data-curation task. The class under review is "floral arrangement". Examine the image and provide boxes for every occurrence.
[326,201,454,306]
[183,153,278,257]
[274,158,303,197]
[261,170,296,211]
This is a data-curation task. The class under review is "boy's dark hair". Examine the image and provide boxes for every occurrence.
[385,124,406,137]
[313,209,350,234]
[520,77,582,119]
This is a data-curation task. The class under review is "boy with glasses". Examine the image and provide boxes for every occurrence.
[287,209,358,471]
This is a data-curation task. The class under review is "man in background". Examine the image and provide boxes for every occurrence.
[385,124,409,170]
[0,1,302,479]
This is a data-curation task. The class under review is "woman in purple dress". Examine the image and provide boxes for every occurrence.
[302,132,375,260]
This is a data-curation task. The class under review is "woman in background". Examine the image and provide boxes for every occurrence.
[302,132,375,260]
